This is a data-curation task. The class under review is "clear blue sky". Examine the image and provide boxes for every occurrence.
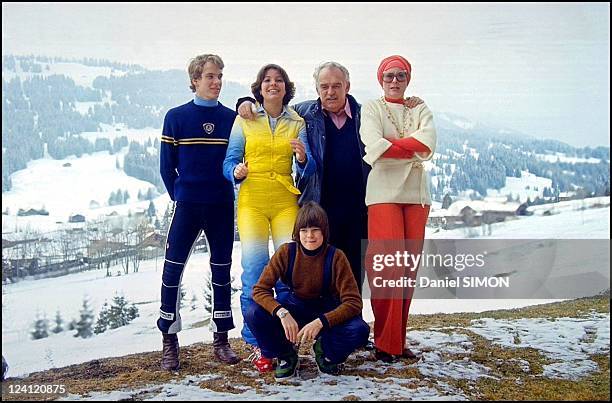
[2,2,609,147]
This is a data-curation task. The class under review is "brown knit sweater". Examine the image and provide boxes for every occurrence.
[252,242,363,328]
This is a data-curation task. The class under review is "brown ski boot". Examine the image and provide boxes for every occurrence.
[161,333,180,371]
[213,332,240,364]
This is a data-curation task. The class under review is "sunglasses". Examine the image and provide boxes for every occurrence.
[382,71,409,83]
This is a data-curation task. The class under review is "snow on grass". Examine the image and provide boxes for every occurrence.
[408,331,473,356]
[57,309,611,400]
[60,374,463,401]
[468,312,610,380]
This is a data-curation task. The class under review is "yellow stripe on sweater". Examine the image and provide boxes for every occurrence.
[177,137,228,143]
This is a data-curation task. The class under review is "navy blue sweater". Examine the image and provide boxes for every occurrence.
[160,100,236,203]
[320,114,366,217]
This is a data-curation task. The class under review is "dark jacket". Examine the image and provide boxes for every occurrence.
[292,94,370,205]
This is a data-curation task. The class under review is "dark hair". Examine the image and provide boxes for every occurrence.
[292,201,330,245]
[251,64,296,105]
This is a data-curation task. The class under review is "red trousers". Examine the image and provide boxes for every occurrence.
[366,203,430,355]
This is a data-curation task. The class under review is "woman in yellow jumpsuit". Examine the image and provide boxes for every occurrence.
[223,64,315,368]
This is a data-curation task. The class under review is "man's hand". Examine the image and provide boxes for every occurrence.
[404,96,424,109]
[296,318,323,343]
[238,101,257,120]
[290,139,307,164]
[233,162,249,180]
[279,313,300,344]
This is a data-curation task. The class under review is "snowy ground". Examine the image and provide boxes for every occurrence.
[49,310,609,400]
[2,240,567,379]
[3,204,610,379]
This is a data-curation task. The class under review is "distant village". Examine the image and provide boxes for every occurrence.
[428,194,609,229]
[2,195,610,283]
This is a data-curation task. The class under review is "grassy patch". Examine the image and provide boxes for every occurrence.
[2,296,609,401]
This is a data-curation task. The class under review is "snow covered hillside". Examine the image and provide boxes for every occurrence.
[2,150,170,234]
[2,61,129,89]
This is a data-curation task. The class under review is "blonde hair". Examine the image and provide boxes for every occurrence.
[188,54,224,92]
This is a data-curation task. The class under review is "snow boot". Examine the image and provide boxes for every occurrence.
[161,333,180,371]
[213,332,240,364]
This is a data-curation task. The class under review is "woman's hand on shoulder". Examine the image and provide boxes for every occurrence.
[404,96,424,109]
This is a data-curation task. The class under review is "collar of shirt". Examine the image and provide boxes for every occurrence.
[322,99,352,129]
[194,95,218,107]
[255,104,292,119]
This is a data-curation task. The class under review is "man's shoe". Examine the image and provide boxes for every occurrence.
[213,332,240,365]
[275,349,299,379]
[161,333,180,371]
[312,339,341,375]
[363,340,376,351]
[247,346,274,373]
[374,348,399,363]
[402,347,420,360]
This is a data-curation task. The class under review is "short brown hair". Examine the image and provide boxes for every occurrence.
[292,201,330,245]
[251,64,296,105]
[188,54,224,92]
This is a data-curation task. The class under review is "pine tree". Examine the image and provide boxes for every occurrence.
[52,310,64,334]
[203,272,213,316]
[190,294,198,311]
[67,319,77,331]
[180,288,187,309]
[231,274,241,296]
[94,301,111,334]
[442,193,453,209]
[161,202,174,233]
[108,294,129,329]
[126,304,139,321]
[147,201,156,217]
[74,297,95,338]
[31,314,49,340]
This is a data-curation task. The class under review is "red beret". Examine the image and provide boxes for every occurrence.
[377,55,412,86]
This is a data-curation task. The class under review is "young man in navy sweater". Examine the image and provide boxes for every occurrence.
[158,54,239,370]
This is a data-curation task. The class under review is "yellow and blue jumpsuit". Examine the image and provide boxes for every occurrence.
[223,104,315,346]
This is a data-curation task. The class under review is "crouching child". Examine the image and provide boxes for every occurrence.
[245,201,370,379]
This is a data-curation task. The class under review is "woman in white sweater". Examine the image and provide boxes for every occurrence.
[359,55,437,363]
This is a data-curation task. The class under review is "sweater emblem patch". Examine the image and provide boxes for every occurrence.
[203,123,215,135]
